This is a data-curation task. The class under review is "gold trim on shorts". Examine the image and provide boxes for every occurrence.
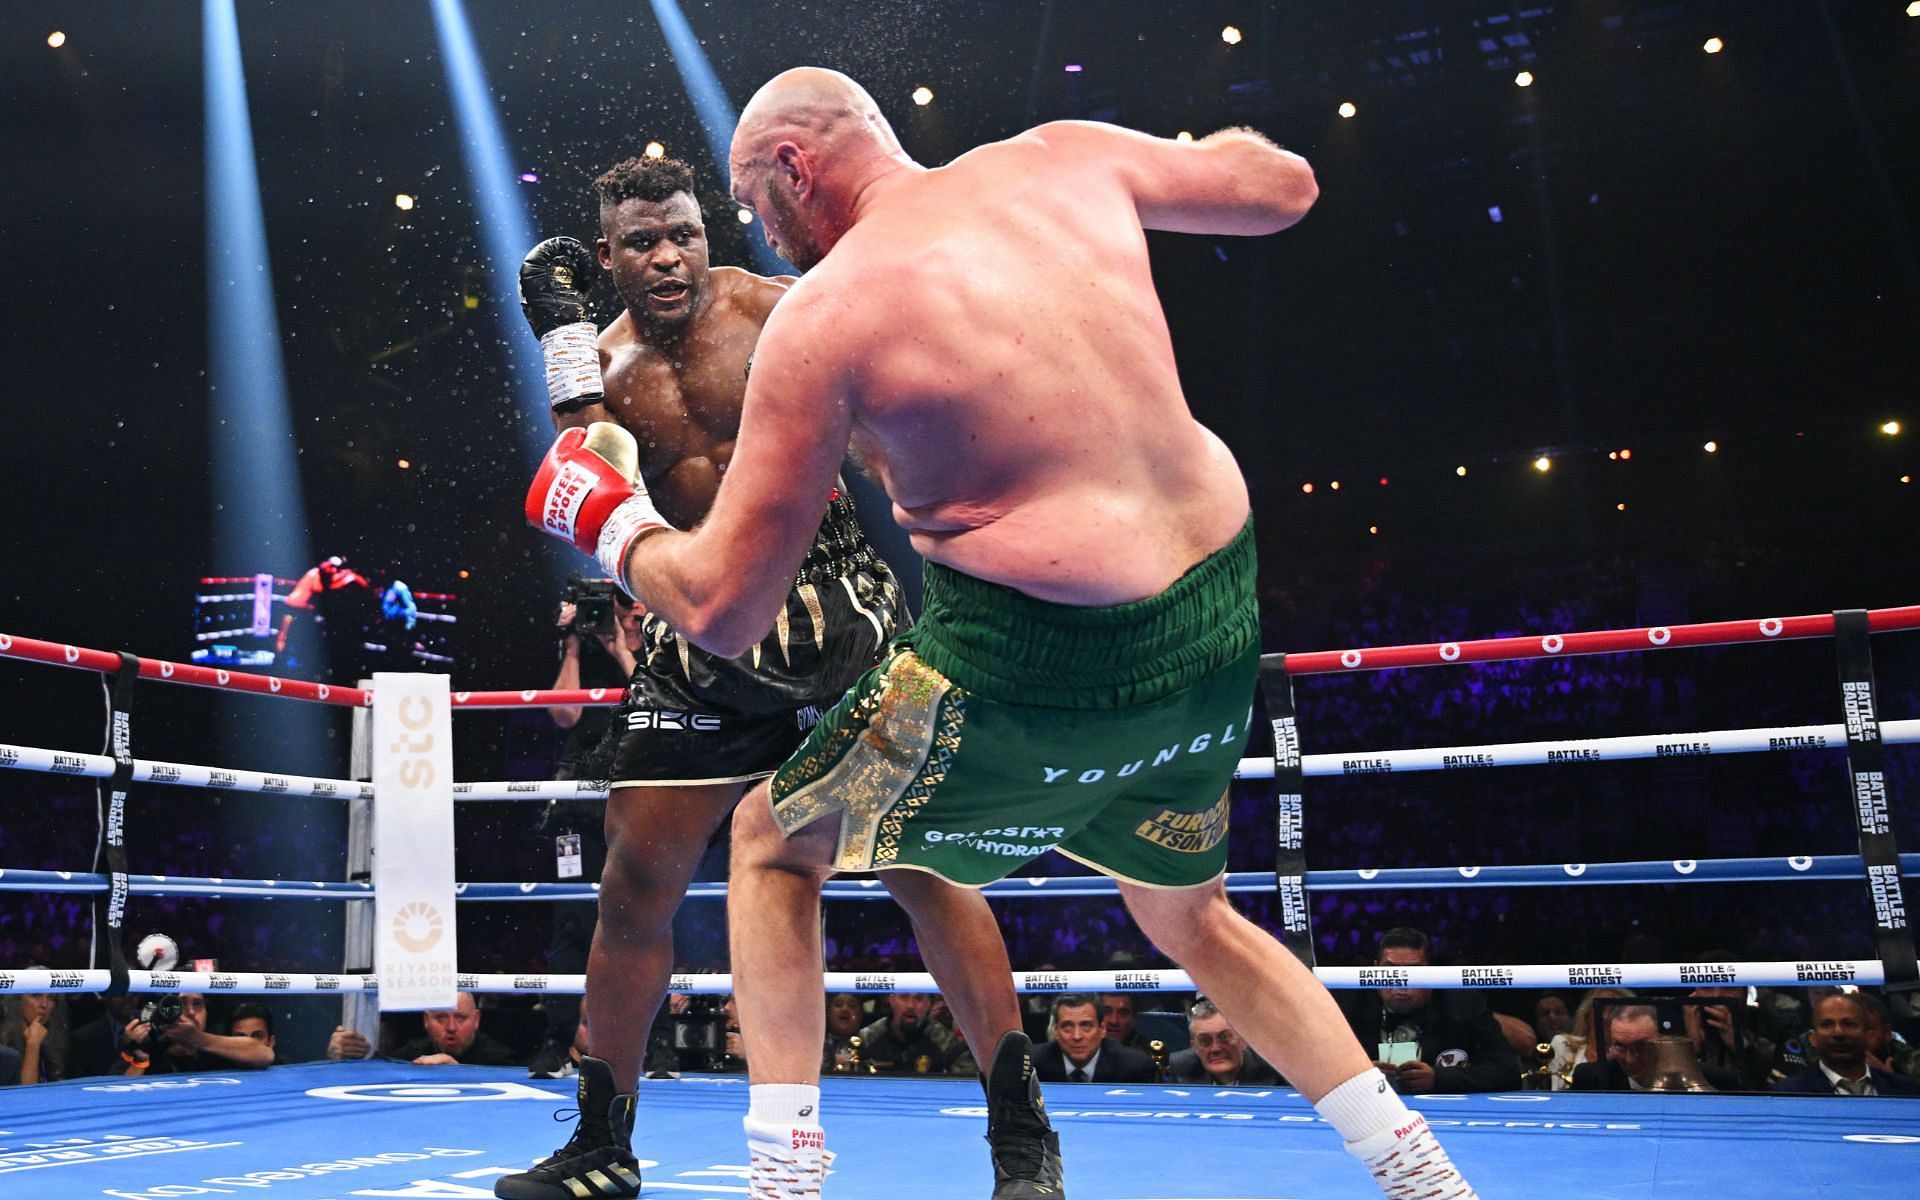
[771,652,965,872]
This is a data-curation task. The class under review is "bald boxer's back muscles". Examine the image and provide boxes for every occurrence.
[565,266,790,530]
[751,121,1308,608]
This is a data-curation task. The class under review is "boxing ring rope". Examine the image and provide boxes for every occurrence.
[8,718,1916,803]
[11,600,1920,702]
[2,601,1915,999]
[0,960,1889,995]
[1277,605,1920,674]
[5,855,1919,903]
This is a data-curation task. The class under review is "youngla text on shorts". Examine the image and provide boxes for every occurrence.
[1038,712,1249,785]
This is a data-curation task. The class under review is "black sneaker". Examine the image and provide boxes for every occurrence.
[494,1056,641,1200]
[983,1031,1066,1198]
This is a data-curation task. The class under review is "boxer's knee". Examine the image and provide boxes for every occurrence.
[1120,877,1233,959]
[731,781,836,878]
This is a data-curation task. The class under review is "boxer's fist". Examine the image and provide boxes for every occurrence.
[527,423,672,583]
[518,237,595,337]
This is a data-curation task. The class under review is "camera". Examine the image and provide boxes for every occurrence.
[140,995,185,1044]
[563,576,619,641]
[645,996,732,1075]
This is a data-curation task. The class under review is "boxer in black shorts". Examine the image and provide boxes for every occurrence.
[501,155,1055,1200]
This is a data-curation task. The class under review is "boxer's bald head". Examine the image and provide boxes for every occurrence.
[729,68,914,270]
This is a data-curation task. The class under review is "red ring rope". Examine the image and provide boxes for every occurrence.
[1282,605,1920,675]
[8,602,1919,705]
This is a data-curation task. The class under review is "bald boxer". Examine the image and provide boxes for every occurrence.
[528,71,1478,1198]
[506,155,1049,1200]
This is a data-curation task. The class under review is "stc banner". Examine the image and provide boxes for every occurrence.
[371,672,457,1011]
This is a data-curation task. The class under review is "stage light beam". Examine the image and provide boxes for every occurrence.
[644,0,784,275]
[1338,102,1357,119]
[203,0,309,580]
[48,31,67,48]
[1533,455,1552,472]
[1221,26,1243,46]
[1703,37,1725,55]
[1515,71,1535,88]
[428,0,559,473]
[394,193,415,211]
[912,86,934,106]
[1882,420,1903,436]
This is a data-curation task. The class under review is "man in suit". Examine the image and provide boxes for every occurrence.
[1773,993,1920,1096]
[1033,995,1155,1084]
[1166,999,1283,1086]
[1101,992,1153,1054]
[1337,928,1521,1094]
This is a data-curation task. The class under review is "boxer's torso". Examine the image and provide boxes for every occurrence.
[591,267,789,531]
[801,132,1251,608]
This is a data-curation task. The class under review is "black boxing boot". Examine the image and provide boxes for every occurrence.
[494,1056,641,1200]
[983,1031,1066,1198]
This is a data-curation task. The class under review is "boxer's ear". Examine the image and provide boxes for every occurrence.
[775,142,813,199]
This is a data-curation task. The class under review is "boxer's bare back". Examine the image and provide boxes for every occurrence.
[727,119,1311,611]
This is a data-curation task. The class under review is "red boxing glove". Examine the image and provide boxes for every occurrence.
[526,423,672,583]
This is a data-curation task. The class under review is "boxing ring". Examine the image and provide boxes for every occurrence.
[3,606,1919,1198]
[1,1061,1916,1199]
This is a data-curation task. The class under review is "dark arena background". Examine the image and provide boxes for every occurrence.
[1,3,1917,1197]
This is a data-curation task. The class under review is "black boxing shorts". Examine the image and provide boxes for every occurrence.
[597,492,904,789]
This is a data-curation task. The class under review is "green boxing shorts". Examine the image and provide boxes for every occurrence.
[768,518,1260,888]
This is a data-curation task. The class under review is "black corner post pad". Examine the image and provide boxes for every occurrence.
[95,652,141,997]
[1256,656,1314,968]
[1831,609,1919,991]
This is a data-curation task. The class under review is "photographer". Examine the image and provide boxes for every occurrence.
[114,993,273,1075]
[529,579,644,1076]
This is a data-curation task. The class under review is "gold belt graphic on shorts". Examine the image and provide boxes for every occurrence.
[772,652,965,870]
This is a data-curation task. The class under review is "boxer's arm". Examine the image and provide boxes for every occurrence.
[623,290,852,658]
[1031,120,1317,236]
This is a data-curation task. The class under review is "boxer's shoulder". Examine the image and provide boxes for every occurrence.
[596,309,638,355]
[709,266,794,330]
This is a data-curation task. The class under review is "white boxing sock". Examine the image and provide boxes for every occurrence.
[744,1086,829,1199]
[1315,1068,1413,1146]
[1315,1069,1479,1200]
[748,1083,821,1127]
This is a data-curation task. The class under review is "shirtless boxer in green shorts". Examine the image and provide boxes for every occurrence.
[528,69,1479,1200]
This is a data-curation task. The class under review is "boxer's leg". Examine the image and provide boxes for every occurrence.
[496,781,739,1200]
[729,780,838,1083]
[880,869,1021,1055]
[588,781,745,1088]
[1120,878,1479,1200]
[728,782,838,1199]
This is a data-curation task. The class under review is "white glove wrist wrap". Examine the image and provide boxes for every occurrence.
[540,321,602,409]
[596,495,671,590]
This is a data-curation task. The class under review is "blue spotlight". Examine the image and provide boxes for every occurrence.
[204,3,339,1063]
[429,0,559,466]
[204,0,310,579]
[648,0,787,275]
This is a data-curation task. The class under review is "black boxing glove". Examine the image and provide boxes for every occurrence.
[520,237,603,413]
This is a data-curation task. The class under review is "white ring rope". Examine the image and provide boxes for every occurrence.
[0,961,1885,996]
[0,742,369,799]
[6,719,1910,802]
